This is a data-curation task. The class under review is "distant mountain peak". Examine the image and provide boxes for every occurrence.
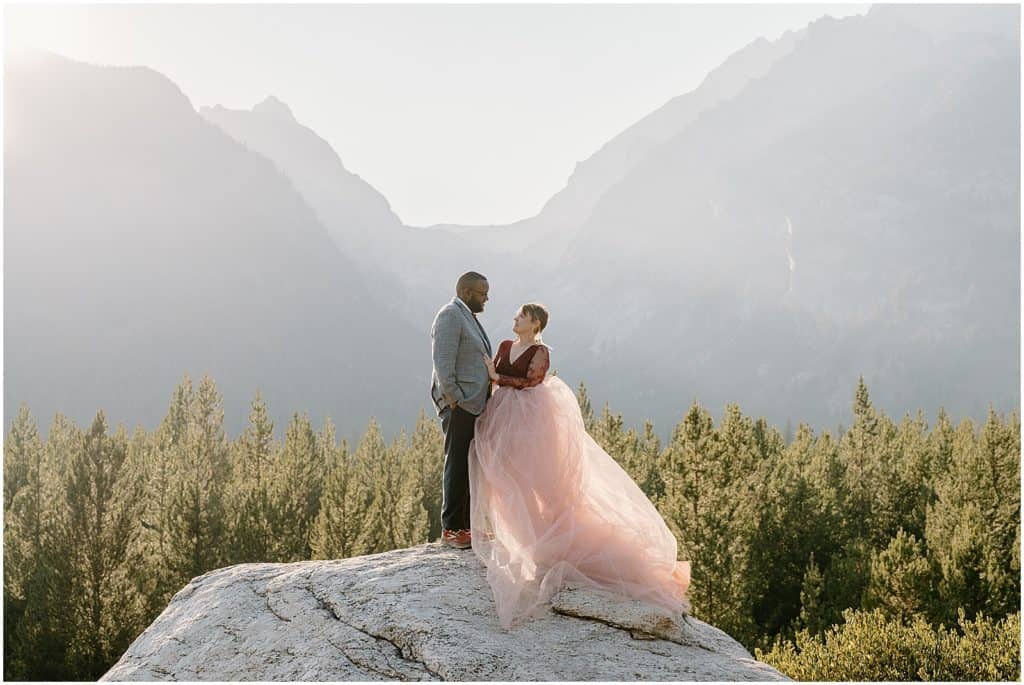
[252,95,296,123]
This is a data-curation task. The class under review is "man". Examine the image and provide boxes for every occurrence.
[430,271,492,549]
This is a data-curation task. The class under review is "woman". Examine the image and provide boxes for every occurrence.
[468,302,691,629]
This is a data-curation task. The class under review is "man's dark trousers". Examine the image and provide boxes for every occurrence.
[440,405,477,531]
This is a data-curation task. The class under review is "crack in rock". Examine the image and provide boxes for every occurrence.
[248,575,293,623]
[552,605,660,639]
[150,665,173,679]
[325,636,416,681]
[323,637,371,675]
[301,572,443,681]
[305,588,432,679]
[552,605,720,654]
[249,569,416,680]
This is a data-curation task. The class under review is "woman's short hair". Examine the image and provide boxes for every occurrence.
[520,302,549,333]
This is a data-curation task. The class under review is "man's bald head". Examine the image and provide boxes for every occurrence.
[456,271,487,293]
[456,271,489,314]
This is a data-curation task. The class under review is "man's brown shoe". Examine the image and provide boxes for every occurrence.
[441,528,471,549]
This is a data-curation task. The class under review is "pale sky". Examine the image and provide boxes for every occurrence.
[4,2,869,226]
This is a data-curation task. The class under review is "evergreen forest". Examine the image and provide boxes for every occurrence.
[3,375,1020,680]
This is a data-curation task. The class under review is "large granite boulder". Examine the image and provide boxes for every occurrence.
[102,543,787,681]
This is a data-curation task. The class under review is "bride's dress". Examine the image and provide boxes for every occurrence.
[468,340,691,629]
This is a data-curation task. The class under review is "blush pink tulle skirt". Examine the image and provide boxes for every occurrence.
[468,375,691,629]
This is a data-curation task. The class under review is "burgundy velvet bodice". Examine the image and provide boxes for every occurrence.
[493,340,550,389]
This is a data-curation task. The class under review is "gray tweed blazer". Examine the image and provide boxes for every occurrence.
[430,297,493,416]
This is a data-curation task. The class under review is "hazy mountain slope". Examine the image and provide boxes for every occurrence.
[515,28,805,261]
[4,49,426,440]
[425,28,807,266]
[200,100,513,328]
[5,4,1017,441]
[194,24,817,365]
[867,2,1020,41]
[200,97,404,255]
[546,5,1019,431]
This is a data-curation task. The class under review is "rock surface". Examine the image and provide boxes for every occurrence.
[102,543,788,681]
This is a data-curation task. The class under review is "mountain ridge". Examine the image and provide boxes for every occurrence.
[4,4,1019,440]
[4,48,427,441]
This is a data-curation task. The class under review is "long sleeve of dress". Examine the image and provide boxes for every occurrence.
[496,345,550,389]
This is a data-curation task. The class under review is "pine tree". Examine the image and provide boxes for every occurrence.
[576,382,595,433]
[348,419,392,556]
[317,416,338,481]
[804,427,849,616]
[660,401,761,644]
[797,552,827,636]
[635,420,665,501]
[821,537,873,632]
[839,377,882,544]
[616,425,660,500]
[314,415,343,544]
[863,529,933,623]
[352,426,428,555]
[806,428,845,534]
[165,375,230,585]
[3,409,73,680]
[891,411,932,540]
[975,407,1020,618]
[393,430,430,548]
[136,376,193,616]
[228,391,276,563]
[749,423,837,640]
[592,402,630,461]
[269,411,323,562]
[926,407,955,490]
[123,423,159,636]
[57,412,146,678]
[659,401,717,549]
[4,407,44,596]
[310,437,359,560]
[4,404,40,511]
[707,403,762,644]
[408,410,444,540]
[873,411,906,542]
[111,423,152,650]
[752,416,786,464]
[835,377,901,617]
[926,409,1020,621]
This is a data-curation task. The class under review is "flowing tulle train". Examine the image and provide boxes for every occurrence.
[468,375,691,629]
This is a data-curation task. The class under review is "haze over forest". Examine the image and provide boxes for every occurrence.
[4,3,1020,442]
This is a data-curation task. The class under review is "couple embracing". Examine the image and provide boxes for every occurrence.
[430,271,691,630]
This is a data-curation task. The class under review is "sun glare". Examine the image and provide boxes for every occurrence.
[3,4,95,58]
